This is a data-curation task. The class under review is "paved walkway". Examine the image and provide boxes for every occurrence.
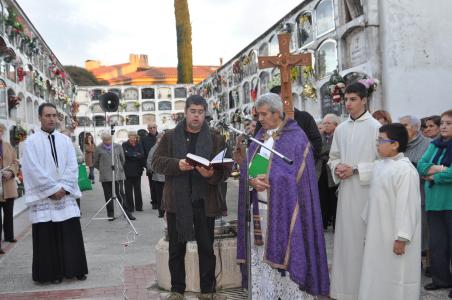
[0,175,447,299]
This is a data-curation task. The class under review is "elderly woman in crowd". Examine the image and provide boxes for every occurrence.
[93,132,135,221]
[0,123,18,254]
[318,113,341,230]
[122,131,145,212]
[84,134,96,183]
[399,115,433,275]
[424,115,442,139]
[372,109,392,125]
[418,109,452,296]
[146,132,165,218]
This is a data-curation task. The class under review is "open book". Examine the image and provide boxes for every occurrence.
[186,149,234,168]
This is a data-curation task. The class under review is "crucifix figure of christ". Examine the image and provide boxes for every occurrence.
[258,32,312,118]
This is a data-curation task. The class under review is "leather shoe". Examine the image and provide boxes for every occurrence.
[108,217,116,221]
[448,289,452,298]
[126,213,136,220]
[0,248,4,254]
[424,282,452,290]
[6,239,17,243]
[76,275,87,281]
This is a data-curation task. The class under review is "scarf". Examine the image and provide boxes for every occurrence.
[102,143,112,152]
[431,137,452,167]
[172,119,213,242]
[405,133,431,164]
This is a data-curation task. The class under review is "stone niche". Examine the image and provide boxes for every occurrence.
[155,237,242,292]
[345,0,364,20]
[343,27,367,69]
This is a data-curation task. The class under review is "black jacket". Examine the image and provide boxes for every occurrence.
[140,133,158,158]
[254,108,322,159]
[122,141,145,177]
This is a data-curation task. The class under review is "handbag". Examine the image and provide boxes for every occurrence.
[78,164,92,191]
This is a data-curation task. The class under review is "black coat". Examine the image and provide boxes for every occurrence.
[254,108,322,159]
[122,141,145,177]
[140,133,158,158]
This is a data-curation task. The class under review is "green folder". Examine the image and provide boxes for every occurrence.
[249,153,269,178]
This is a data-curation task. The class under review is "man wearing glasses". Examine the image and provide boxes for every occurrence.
[141,122,159,209]
[328,82,381,300]
[151,95,229,300]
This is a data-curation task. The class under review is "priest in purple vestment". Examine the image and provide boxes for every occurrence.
[235,93,329,298]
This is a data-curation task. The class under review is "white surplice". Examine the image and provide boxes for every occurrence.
[22,128,81,224]
[328,111,381,300]
[359,154,421,300]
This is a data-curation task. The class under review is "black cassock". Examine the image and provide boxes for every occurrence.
[32,217,88,283]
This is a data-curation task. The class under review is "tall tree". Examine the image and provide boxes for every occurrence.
[174,0,193,83]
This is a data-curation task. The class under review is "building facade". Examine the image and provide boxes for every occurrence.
[195,0,452,123]
[74,84,193,144]
[0,0,76,150]
[86,54,218,86]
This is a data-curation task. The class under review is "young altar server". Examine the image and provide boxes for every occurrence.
[359,123,421,300]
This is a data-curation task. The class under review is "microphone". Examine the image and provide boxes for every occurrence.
[216,121,230,130]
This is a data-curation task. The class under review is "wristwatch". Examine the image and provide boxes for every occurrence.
[353,167,359,175]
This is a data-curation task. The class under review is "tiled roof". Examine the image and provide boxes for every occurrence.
[91,63,130,76]
[114,66,217,80]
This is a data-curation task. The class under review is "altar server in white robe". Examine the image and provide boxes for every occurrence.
[359,123,421,300]
[328,82,381,300]
[22,103,88,284]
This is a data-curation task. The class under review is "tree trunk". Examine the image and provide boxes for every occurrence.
[174,0,193,84]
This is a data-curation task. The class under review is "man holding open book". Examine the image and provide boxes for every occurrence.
[151,95,230,300]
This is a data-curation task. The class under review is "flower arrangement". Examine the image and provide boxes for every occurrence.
[327,70,346,103]
[118,101,126,112]
[5,7,24,35]
[358,78,379,96]
[231,109,244,124]
[12,124,27,145]
[233,60,242,75]
[71,101,80,114]
[33,72,44,88]
[171,112,184,123]
[17,66,25,81]
[133,100,141,109]
[290,66,299,82]
[302,66,317,100]
[212,101,221,114]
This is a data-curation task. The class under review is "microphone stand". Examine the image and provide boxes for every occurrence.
[84,123,138,235]
[219,122,292,300]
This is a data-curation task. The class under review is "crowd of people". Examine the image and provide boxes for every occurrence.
[232,82,451,299]
[0,85,450,300]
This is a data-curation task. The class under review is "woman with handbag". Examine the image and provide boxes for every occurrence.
[0,123,19,254]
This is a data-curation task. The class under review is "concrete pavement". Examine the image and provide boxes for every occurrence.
[0,174,447,299]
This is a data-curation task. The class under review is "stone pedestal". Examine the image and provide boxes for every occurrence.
[155,237,242,292]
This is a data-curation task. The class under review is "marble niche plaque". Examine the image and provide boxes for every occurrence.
[345,28,367,68]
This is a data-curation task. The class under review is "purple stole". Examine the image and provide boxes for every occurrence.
[237,119,330,296]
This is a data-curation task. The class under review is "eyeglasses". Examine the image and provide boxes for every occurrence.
[376,138,397,145]
[148,127,156,129]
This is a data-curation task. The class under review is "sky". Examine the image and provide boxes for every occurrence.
[17,0,303,68]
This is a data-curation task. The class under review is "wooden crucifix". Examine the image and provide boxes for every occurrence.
[258,32,312,118]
